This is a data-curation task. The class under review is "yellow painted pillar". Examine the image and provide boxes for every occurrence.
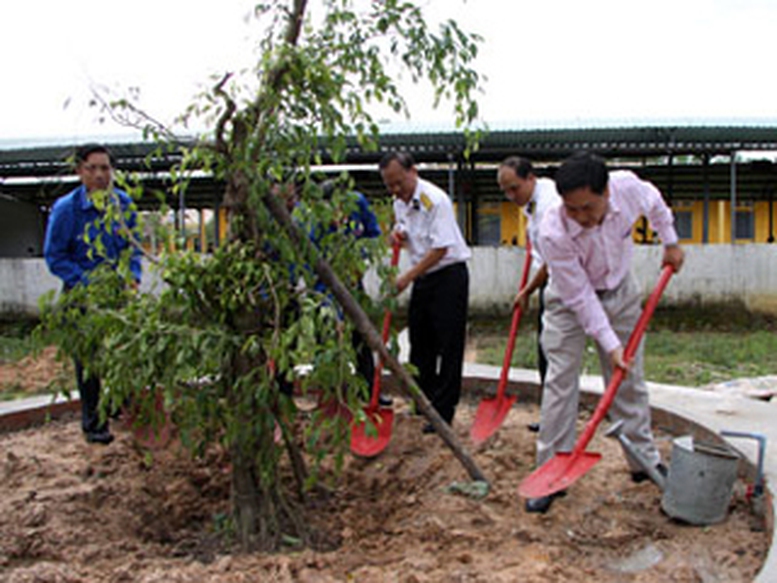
[199,210,207,253]
[219,208,229,246]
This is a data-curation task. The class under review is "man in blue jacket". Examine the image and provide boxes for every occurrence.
[44,144,142,445]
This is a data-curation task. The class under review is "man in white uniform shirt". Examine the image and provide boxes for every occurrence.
[497,157,561,400]
[526,151,684,514]
[379,151,471,433]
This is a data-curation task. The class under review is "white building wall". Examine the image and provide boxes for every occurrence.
[2,245,776,317]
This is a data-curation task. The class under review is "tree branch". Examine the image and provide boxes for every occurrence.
[261,189,489,485]
[213,73,236,155]
[89,86,175,141]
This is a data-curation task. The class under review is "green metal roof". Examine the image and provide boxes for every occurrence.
[2,124,777,173]
[2,124,776,209]
[363,124,777,163]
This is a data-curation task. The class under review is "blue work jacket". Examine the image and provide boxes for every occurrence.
[44,184,142,289]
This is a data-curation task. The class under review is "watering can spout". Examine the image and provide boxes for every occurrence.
[605,420,668,490]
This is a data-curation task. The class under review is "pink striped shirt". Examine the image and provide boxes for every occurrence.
[538,170,678,353]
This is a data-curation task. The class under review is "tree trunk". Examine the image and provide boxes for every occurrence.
[230,444,263,550]
[227,307,311,551]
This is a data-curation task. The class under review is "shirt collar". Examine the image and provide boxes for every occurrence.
[562,196,617,238]
[563,210,584,238]
[76,185,96,211]
[401,180,423,211]
[522,182,540,218]
[77,185,123,211]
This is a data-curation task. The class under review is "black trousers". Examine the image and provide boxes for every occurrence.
[65,290,108,435]
[75,359,108,434]
[408,262,469,424]
[353,329,375,391]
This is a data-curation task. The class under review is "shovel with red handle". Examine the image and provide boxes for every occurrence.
[350,241,401,457]
[518,265,675,499]
[470,239,533,444]
[127,388,173,450]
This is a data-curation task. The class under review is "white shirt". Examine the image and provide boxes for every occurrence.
[393,177,471,273]
[538,170,679,353]
[522,176,561,266]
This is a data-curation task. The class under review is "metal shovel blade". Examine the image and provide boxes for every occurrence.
[128,394,173,450]
[350,407,395,458]
[470,394,518,445]
[518,451,602,498]
[470,240,533,445]
[316,395,353,424]
[131,418,173,450]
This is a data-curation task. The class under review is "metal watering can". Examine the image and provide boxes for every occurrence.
[606,420,751,525]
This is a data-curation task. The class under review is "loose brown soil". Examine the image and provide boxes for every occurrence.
[0,346,69,398]
[0,386,769,582]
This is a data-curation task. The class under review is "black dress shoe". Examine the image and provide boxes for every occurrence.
[85,430,115,445]
[631,462,668,484]
[527,422,540,433]
[378,394,394,407]
[524,490,566,514]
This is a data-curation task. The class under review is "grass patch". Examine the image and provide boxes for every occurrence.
[1,305,775,395]
[468,305,777,387]
[0,319,39,364]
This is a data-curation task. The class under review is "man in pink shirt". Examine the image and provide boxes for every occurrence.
[525,152,684,513]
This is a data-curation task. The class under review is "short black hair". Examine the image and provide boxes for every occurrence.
[499,156,534,179]
[75,143,114,166]
[379,151,415,170]
[554,151,609,196]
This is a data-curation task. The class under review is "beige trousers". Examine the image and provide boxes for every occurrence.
[537,272,660,471]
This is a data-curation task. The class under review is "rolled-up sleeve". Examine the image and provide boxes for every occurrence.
[619,171,678,246]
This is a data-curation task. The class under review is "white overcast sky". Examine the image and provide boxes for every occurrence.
[1,0,776,145]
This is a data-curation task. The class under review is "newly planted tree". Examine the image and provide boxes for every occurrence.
[41,0,486,551]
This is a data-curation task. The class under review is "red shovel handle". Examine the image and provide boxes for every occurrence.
[571,265,675,455]
[495,239,533,399]
[368,241,401,410]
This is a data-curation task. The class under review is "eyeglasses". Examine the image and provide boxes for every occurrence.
[81,163,112,173]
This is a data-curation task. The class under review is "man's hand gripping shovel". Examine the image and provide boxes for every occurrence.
[518,265,675,499]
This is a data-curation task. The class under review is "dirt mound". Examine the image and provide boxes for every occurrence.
[0,396,768,582]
